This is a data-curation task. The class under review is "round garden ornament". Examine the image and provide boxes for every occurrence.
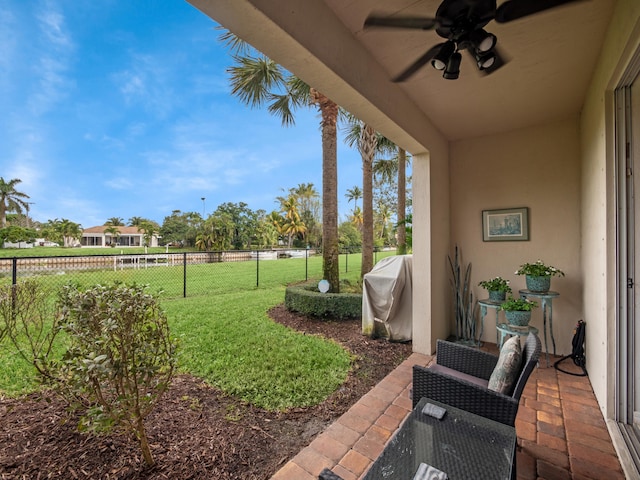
[318,279,330,293]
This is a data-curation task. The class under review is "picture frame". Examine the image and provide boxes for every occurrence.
[482,207,529,242]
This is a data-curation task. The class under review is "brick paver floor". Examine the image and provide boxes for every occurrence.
[271,345,625,480]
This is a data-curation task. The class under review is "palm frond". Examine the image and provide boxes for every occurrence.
[228,55,285,107]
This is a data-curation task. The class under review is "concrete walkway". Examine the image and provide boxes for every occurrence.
[271,348,625,480]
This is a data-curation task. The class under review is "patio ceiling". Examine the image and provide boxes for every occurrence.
[189,0,615,145]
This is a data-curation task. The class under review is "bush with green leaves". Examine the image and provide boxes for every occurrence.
[284,280,362,319]
[56,282,178,466]
[0,280,61,380]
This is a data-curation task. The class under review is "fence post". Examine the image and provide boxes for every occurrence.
[305,248,308,281]
[256,250,259,287]
[12,257,17,286]
[183,252,187,298]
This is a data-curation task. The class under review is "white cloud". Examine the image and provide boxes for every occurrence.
[27,1,75,115]
[105,177,134,190]
[112,53,174,117]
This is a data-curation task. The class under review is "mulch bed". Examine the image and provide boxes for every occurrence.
[0,305,412,479]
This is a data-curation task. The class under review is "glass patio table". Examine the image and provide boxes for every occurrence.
[362,397,516,480]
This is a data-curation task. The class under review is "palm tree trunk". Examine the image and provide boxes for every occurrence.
[312,89,340,293]
[360,124,376,277]
[397,148,407,254]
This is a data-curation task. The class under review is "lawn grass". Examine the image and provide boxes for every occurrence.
[0,250,396,409]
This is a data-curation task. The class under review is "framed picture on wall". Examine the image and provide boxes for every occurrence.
[482,207,529,242]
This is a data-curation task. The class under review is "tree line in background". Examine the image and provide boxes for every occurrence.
[0,177,410,255]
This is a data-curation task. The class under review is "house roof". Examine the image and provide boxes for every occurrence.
[188,0,616,146]
[82,226,147,235]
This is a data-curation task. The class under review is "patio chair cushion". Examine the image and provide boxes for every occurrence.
[427,364,489,389]
[488,336,522,394]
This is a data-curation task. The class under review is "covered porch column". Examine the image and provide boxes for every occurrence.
[412,146,450,356]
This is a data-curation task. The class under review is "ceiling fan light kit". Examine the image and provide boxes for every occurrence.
[443,51,462,79]
[431,41,456,70]
[364,0,585,81]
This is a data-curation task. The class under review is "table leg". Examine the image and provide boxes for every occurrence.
[544,298,556,356]
[541,299,550,366]
[494,309,500,346]
[498,330,507,350]
[479,305,487,347]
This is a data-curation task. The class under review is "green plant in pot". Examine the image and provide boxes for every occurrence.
[500,296,538,327]
[516,260,564,293]
[478,276,512,303]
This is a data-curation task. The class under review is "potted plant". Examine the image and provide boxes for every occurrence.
[500,296,538,327]
[478,276,512,303]
[515,260,565,293]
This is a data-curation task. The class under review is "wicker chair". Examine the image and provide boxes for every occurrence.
[412,332,541,426]
[318,468,343,480]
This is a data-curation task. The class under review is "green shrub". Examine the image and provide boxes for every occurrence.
[285,281,362,319]
[56,282,178,466]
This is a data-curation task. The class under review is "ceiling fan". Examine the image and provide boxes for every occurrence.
[364,0,585,81]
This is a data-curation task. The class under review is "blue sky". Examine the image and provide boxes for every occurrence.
[2,0,366,229]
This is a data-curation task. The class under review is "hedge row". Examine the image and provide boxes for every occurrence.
[284,282,362,319]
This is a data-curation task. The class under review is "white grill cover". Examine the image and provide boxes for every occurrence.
[362,254,413,341]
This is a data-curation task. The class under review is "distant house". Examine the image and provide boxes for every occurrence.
[80,226,160,248]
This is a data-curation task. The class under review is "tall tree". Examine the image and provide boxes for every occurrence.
[103,225,121,247]
[0,178,30,229]
[105,217,124,227]
[374,149,411,254]
[342,115,395,277]
[221,31,341,291]
[345,186,362,211]
[57,218,82,247]
[137,221,158,247]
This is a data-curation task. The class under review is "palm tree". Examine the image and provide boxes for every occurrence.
[221,31,341,292]
[279,195,307,247]
[137,221,158,247]
[128,216,144,227]
[342,115,395,277]
[0,178,30,228]
[105,217,124,227]
[345,186,362,211]
[104,225,121,247]
[374,149,411,254]
[350,206,364,230]
[58,218,82,247]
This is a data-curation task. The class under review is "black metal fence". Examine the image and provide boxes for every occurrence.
[0,249,382,299]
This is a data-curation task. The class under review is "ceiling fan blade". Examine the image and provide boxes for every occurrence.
[364,14,438,31]
[495,0,585,23]
[393,43,447,82]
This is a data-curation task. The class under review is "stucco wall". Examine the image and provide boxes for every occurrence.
[449,118,582,354]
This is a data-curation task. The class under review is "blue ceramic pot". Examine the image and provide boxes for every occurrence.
[505,310,532,327]
[526,275,551,293]
[489,290,507,303]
